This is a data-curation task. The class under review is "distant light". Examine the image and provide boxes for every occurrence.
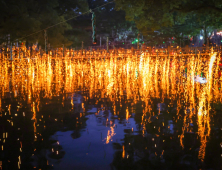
[217,31,222,35]
[135,39,138,42]
[194,76,207,84]
[200,35,203,40]
[123,43,124,44]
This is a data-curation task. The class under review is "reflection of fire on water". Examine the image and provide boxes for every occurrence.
[105,123,116,144]
[122,145,125,159]
[197,52,216,162]
[0,47,221,164]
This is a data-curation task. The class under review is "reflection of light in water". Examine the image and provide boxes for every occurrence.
[105,123,116,144]
[0,47,221,164]
[122,145,125,158]
[197,52,217,162]
[126,107,129,120]
[8,104,11,115]
[0,98,1,113]
[18,155,21,169]
[32,102,37,141]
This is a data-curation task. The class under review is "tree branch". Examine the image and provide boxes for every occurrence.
[171,4,222,13]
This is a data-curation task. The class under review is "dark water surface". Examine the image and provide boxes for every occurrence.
[0,54,222,170]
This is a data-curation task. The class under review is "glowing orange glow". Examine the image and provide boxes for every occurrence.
[0,46,221,163]
[122,145,125,158]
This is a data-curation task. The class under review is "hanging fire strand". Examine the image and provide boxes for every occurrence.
[44,30,48,54]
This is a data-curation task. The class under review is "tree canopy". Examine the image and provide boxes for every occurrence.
[88,0,138,42]
[0,0,89,47]
[115,0,222,45]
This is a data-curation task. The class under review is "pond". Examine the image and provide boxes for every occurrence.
[0,52,222,170]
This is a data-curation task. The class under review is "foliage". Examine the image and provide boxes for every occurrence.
[0,0,89,47]
[115,0,222,45]
[88,0,138,41]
